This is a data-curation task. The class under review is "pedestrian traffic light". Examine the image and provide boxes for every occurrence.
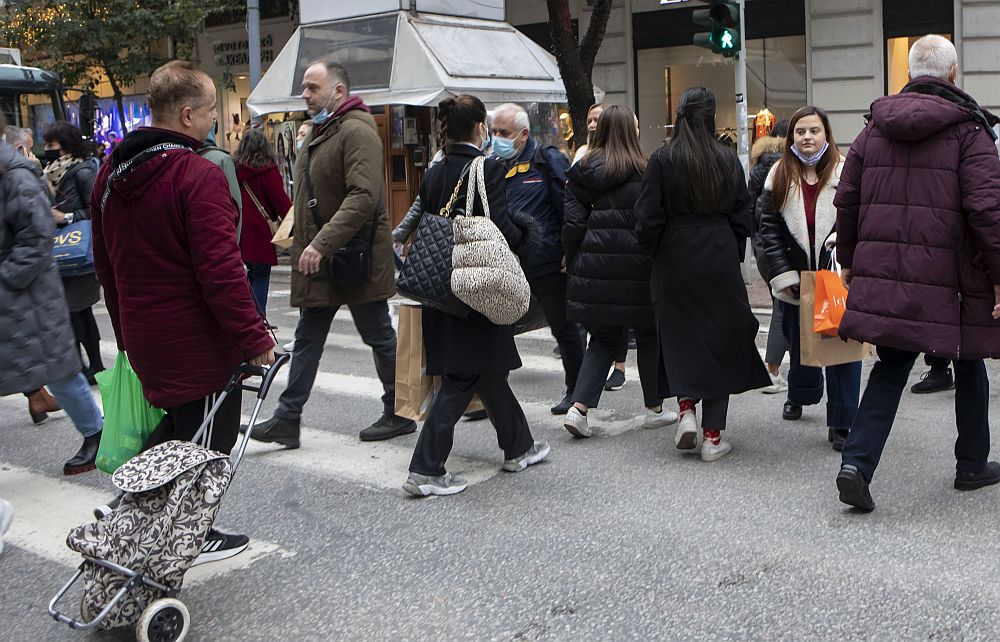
[692,1,742,58]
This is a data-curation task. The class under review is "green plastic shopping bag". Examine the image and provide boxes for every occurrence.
[94,352,165,474]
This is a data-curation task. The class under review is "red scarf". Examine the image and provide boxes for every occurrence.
[317,96,372,134]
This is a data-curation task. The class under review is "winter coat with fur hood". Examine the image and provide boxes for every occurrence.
[757,157,844,305]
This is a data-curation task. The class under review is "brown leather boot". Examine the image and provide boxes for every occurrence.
[27,388,61,425]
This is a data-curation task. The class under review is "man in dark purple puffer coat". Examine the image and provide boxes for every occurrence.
[833,35,1000,512]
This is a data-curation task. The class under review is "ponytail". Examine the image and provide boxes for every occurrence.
[437,97,454,152]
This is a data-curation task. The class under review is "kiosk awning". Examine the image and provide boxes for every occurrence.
[247,11,570,115]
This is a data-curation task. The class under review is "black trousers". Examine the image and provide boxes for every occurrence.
[529,272,583,394]
[141,389,243,455]
[613,328,630,364]
[678,395,730,430]
[574,325,660,408]
[70,307,104,373]
[842,346,990,482]
[409,372,535,477]
[925,354,950,370]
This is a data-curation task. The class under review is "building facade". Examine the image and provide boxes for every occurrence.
[508,0,1000,153]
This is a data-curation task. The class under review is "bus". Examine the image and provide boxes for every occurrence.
[0,63,67,158]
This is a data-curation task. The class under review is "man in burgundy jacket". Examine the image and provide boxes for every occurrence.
[833,35,1000,512]
[91,61,275,562]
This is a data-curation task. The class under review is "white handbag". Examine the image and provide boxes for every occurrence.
[450,156,531,325]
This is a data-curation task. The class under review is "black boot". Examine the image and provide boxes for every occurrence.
[955,462,1000,491]
[782,400,802,420]
[359,413,417,441]
[836,464,874,512]
[910,367,954,394]
[64,431,101,475]
[241,416,301,449]
[550,393,573,415]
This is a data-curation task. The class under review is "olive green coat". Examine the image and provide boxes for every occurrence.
[290,109,395,308]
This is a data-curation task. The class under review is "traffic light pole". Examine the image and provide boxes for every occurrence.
[734,0,748,176]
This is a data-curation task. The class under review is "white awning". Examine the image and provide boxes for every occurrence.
[247,11,573,116]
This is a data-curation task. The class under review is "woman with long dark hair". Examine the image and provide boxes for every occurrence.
[758,106,861,451]
[562,105,678,438]
[234,128,292,318]
[403,95,549,496]
[636,87,771,462]
[42,122,104,385]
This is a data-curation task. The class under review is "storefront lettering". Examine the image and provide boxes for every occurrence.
[212,34,275,67]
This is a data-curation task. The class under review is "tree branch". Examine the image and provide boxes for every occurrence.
[579,0,613,75]
[545,0,582,71]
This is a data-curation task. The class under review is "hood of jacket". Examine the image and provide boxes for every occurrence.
[106,127,201,201]
[566,153,635,193]
[751,135,785,167]
[871,76,997,143]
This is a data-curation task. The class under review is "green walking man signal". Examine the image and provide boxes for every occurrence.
[692,0,742,58]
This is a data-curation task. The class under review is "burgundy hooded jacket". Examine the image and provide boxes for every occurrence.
[91,127,273,407]
[835,76,1000,359]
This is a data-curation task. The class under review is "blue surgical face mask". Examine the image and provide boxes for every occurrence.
[479,125,492,153]
[492,136,517,160]
[309,91,336,126]
[296,139,304,152]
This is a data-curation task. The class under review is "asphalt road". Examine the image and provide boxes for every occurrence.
[2,266,999,641]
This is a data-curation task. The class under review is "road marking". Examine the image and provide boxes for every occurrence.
[0,466,293,585]
[235,425,501,489]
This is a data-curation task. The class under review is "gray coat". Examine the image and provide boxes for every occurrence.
[0,143,80,395]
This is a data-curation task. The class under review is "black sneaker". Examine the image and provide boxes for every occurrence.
[604,369,626,391]
[241,416,300,448]
[836,464,875,512]
[550,393,573,415]
[782,401,802,421]
[463,409,489,421]
[911,367,954,394]
[955,461,1000,491]
[830,428,849,452]
[359,413,417,441]
[192,529,249,566]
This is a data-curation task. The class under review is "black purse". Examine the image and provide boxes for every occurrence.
[395,164,472,318]
[301,143,377,285]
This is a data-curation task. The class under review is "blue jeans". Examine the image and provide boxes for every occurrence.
[47,371,103,438]
[246,262,272,317]
[779,300,862,430]
[843,347,990,482]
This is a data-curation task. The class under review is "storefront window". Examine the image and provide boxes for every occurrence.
[886,34,952,95]
[636,35,806,154]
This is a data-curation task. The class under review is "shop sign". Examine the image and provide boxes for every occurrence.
[212,34,275,67]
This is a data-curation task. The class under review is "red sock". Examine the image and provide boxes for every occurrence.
[679,398,696,414]
[703,429,721,445]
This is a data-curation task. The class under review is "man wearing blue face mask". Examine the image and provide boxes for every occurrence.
[244,58,417,447]
[492,103,582,415]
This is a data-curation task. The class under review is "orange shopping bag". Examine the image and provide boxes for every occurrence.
[813,269,849,337]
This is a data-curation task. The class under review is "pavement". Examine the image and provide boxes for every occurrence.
[2,265,999,641]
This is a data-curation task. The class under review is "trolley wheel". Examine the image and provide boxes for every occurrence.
[136,597,190,642]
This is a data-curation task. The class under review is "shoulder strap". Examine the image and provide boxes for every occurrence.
[301,141,383,241]
[440,161,474,218]
[101,142,189,209]
[464,156,490,219]
[243,181,269,219]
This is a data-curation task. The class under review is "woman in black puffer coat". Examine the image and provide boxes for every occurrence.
[562,105,678,439]
[42,122,103,384]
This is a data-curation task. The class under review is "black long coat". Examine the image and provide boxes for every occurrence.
[564,156,654,328]
[418,144,525,375]
[53,159,100,312]
[635,145,770,399]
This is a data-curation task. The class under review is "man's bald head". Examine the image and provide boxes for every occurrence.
[148,60,218,141]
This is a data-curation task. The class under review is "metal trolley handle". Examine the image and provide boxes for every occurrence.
[191,352,291,474]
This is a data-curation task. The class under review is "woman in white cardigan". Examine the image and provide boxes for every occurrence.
[757,106,862,451]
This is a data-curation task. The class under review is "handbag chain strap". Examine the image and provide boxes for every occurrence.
[438,160,475,219]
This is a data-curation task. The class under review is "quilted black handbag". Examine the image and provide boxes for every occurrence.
[395,165,471,318]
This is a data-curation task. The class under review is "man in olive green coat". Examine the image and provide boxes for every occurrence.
[245,59,416,445]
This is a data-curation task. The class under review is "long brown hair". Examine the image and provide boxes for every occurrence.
[233,128,277,169]
[770,106,841,211]
[586,104,646,182]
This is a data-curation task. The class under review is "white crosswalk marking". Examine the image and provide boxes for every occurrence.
[0,466,294,584]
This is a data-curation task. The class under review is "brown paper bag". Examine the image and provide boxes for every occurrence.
[798,271,874,367]
[393,304,484,421]
[271,205,295,249]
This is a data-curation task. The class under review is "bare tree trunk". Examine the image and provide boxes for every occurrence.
[545,0,612,150]
[107,73,129,135]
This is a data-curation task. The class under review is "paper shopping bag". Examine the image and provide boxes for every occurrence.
[799,271,873,367]
[271,205,295,249]
[393,304,484,421]
[813,269,848,337]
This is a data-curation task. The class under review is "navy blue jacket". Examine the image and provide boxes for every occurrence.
[497,137,569,279]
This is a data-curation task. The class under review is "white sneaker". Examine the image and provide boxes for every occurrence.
[701,437,732,462]
[0,499,13,556]
[563,406,592,438]
[675,410,699,450]
[643,407,679,429]
[283,340,295,352]
[760,372,788,394]
[503,441,551,472]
